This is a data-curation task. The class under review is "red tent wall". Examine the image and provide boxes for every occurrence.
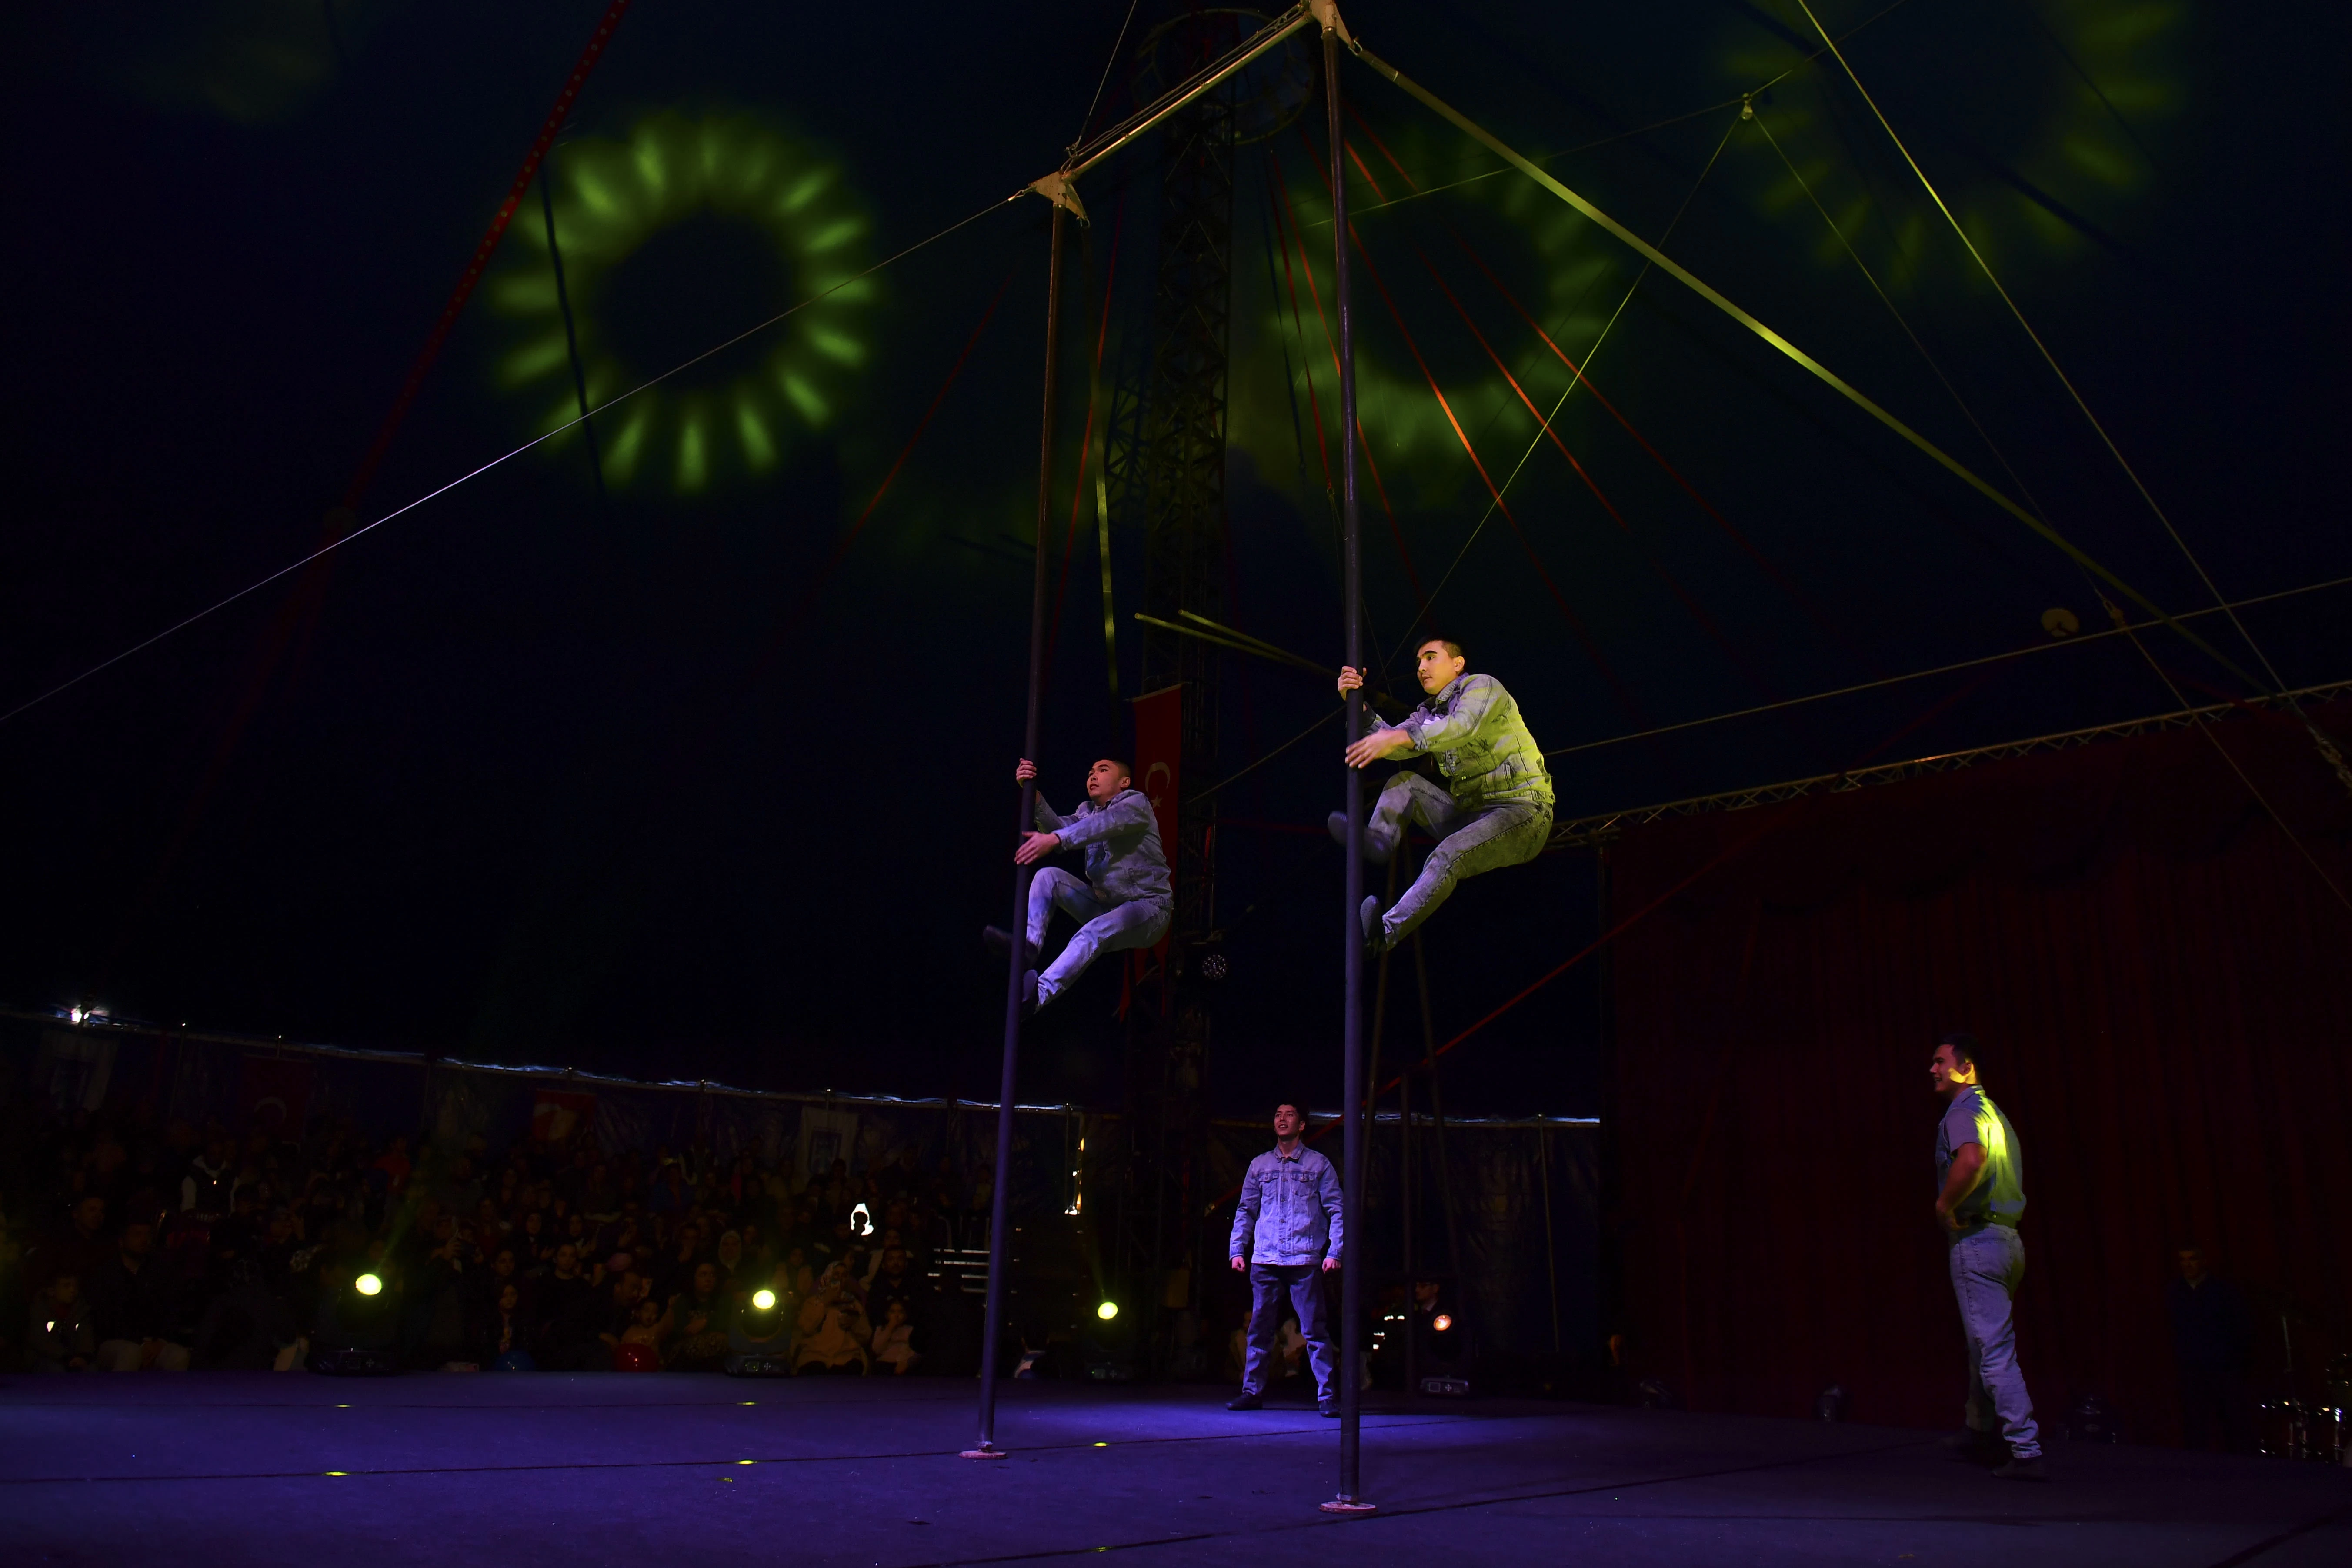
[1608,702,2352,1441]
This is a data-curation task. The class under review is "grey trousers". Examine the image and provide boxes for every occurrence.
[1950,1224,2042,1457]
[1370,773,1551,946]
[1242,1261,1338,1400]
[1026,868,1173,1004]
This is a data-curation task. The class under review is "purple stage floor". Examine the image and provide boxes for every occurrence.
[3,1373,2347,1566]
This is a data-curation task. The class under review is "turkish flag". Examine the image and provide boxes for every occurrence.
[530,1089,597,1144]
[238,1055,314,1137]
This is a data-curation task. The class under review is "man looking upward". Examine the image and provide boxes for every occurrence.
[1334,636,1552,953]
[985,757,1171,1013]
[1930,1032,2046,1481]
[1227,1101,1345,1416]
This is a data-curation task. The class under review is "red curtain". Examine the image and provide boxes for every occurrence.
[1609,701,2352,1440]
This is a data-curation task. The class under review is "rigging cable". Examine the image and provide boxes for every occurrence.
[1786,2,2306,711]
[0,196,1014,732]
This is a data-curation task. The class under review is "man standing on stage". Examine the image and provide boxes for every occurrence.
[985,757,1172,1013]
[1334,636,1552,953]
[1931,1032,2047,1481]
[1227,1101,1345,1417]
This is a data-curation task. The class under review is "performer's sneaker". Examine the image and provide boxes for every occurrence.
[1318,1398,1340,1418]
[1327,812,1397,864]
[1990,1455,2048,1482]
[982,926,1040,968]
[1225,1391,1263,1411]
[1359,895,1388,954]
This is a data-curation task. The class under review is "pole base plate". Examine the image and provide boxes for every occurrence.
[960,1446,1011,1461]
[1320,1498,1378,1515]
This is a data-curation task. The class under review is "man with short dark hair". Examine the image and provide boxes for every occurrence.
[985,756,1173,1012]
[88,1219,190,1372]
[1334,636,1552,952]
[1226,1102,1345,1416]
[1930,1032,2044,1480]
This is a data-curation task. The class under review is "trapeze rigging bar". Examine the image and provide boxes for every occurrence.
[1018,4,1319,212]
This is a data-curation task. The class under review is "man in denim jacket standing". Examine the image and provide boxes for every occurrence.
[1334,635,1552,953]
[1226,1102,1346,1416]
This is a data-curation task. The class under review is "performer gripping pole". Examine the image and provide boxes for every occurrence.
[1334,636,1553,952]
[984,757,1173,1011]
[1314,0,1376,1517]
[967,200,1070,1462]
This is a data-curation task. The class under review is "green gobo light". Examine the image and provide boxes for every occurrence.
[492,111,874,494]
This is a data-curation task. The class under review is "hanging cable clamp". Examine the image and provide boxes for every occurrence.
[1741,94,1755,121]
[1027,169,1089,224]
[1308,0,1356,48]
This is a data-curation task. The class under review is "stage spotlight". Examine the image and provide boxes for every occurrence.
[354,1273,383,1297]
[1097,1301,1119,1321]
[752,1289,777,1311]
[1432,1313,1452,1332]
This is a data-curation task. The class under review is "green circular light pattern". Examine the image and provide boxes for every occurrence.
[492,111,874,493]
[354,1272,384,1296]
[1096,1301,1119,1321]
[751,1288,777,1311]
[1719,0,2185,287]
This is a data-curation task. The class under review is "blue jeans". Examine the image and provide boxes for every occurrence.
[1950,1225,2041,1457]
[1026,867,1172,1004]
[1370,773,1550,946]
[1242,1262,1338,1400]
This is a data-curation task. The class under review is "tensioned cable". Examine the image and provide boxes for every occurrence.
[1747,107,2052,530]
[1320,0,1924,226]
[1543,572,2352,760]
[1401,111,1741,660]
[2098,599,2352,914]
[1787,0,2295,702]
[0,196,1012,732]
[1354,44,2269,698]
[1072,0,1143,150]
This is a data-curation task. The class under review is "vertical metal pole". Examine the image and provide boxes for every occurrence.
[1325,20,1371,1511]
[970,202,1068,1459]
[1401,1064,1416,1402]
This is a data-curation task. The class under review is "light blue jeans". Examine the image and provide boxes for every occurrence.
[1950,1224,2041,1457]
[1369,773,1551,946]
[1026,868,1173,1004]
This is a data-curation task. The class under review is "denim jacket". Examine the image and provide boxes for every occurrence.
[1228,1142,1346,1266]
[1394,673,1552,809]
[1034,787,1173,905]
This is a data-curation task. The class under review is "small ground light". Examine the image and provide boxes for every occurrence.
[1097,1301,1119,1321]
[751,1289,776,1311]
[1432,1314,1452,1332]
[355,1274,383,1297]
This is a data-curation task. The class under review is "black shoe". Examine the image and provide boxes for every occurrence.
[1226,1391,1263,1411]
[1359,895,1387,954]
[1318,1398,1340,1418]
[1020,969,1040,1017]
[982,926,1041,968]
[1991,1455,2048,1482]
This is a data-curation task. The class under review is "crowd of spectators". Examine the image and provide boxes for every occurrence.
[1,1097,989,1378]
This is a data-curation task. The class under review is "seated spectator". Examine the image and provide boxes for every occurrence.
[480,1282,527,1365]
[88,1218,190,1372]
[664,1261,731,1371]
[872,1298,918,1375]
[34,1194,111,1291]
[793,1263,871,1375]
[868,1245,920,1320]
[617,1296,666,1356]
[26,1273,96,1371]
[532,1243,603,1371]
[713,1229,746,1292]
